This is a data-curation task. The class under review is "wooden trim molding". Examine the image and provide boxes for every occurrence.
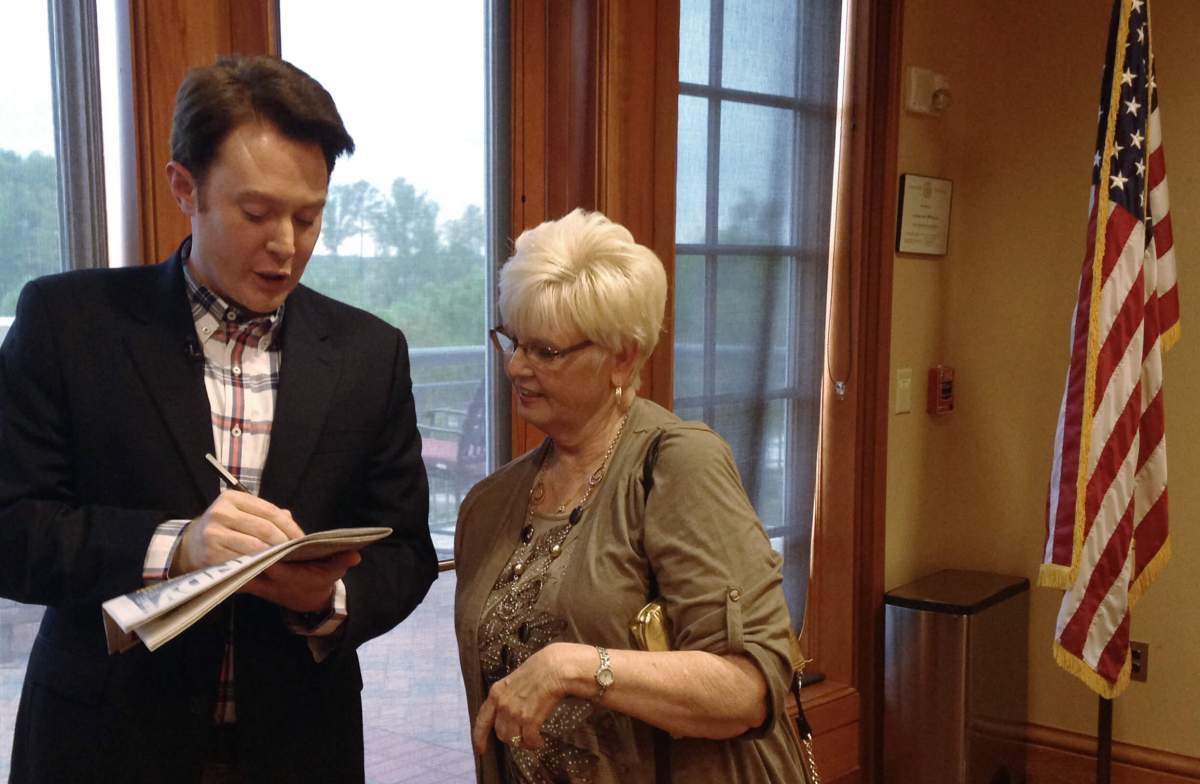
[795,681,862,783]
[508,0,594,454]
[809,0,902,778]
[128,0,276,264]
[508,0,678,455]
[594,0,678,409]
[971,719,1200,783]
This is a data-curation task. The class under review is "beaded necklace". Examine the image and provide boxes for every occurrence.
[505,411,629,582]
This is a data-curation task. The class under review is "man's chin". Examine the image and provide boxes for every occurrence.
[234,286,294,316]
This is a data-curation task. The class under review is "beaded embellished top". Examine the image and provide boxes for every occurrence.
[477,508,611,782]
[456,398,806,784]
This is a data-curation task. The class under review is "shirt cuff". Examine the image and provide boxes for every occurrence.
[143,519,190,583]
[286,579,347,637]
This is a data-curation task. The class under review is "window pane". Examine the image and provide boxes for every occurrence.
[674,254,706,400]
[282,1,490,561]
[712,398,788,529]
[676,95,709,245]
[714,255,790,394]
[0,2,62,341]
[675,0,842,632]
[796,0,843,104]
[717,102,794,245]
[721,0,798,96]
[281,4,492,781]
[0,5,61,778]
[795,114,838,253]
[679,0,711,86]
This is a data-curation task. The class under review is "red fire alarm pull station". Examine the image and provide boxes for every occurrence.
[928,365,954,415]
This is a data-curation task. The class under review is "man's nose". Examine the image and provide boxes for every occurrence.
[266,219,295,260]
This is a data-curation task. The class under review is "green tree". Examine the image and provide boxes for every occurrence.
[434,204,485,285]
[305,186,488,351]
[320,180,380,258]
[0,149,61,314]
[369,177,440,289]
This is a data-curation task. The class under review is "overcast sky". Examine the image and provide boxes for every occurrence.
[0,3,56,157]
[0,1,488,227]
[281,1,487,223]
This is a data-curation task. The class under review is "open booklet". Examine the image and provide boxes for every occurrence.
[101,526,392,655]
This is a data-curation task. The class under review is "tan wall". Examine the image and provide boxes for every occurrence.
[888,0,1200,756]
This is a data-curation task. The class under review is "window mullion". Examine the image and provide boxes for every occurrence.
[48,0,108,271]
[701,0,724,424]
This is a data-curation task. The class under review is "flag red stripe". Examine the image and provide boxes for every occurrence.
[1099,206,1139,286]
[1153,211,1174,258]
[1158,284,1180,332]
[1084,381,1142,529]
[1058,499,1134,653]
[1147,144,1165,193]
[1047,207,1101,567]
[1137,387,1164,469]
[1134,487,1169,577]
[1093,264,1144,411]
[1096,611,1131,682]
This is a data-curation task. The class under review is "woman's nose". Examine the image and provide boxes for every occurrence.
[505,346,531,378]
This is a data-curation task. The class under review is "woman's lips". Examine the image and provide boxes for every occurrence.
[515,386,542,403]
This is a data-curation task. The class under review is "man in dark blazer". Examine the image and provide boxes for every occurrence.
[0,56,437,782]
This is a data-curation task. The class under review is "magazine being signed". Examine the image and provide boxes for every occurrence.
[101,526,391,654]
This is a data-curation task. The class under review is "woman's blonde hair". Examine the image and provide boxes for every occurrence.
[498,209,667,399]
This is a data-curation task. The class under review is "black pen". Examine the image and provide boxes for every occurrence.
[204,453,252,494]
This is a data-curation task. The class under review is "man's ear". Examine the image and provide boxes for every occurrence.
[165,161,199,217]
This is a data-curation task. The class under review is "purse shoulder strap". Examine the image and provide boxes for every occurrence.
[640,431,672,784]
[642,431,664,498]
[642,431,664,599]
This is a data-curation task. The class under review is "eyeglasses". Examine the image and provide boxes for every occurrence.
[489,326,593,367]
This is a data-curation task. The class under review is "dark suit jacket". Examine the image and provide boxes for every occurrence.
[0,241,437,783]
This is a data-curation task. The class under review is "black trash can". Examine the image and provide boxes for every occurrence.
[884,569,1030,783]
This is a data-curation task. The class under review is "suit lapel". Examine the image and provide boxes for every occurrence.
[259,287,339,508]
[119,250,216,507]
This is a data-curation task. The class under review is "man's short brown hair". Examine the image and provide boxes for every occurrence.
[170,55,354,185]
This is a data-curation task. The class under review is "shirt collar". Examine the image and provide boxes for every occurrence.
[182,259,285,348]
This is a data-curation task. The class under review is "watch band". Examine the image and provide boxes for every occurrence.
[593,646,614,701]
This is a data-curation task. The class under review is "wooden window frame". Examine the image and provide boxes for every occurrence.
[128,0,277,266]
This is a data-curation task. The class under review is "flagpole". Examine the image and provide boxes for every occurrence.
[1097,696,1113,783]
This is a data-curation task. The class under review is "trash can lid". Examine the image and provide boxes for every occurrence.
[884,569,1029,615]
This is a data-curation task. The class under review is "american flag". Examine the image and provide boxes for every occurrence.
[1040,0,1179,699]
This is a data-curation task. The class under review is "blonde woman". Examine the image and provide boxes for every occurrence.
[454,209,805,782]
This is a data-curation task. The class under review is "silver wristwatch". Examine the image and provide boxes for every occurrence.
[593,646,614,701]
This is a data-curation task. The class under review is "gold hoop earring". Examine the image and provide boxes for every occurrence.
[614,385,623,402]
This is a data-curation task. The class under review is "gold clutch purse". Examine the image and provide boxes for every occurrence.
[630,599,673,652]
[630,598,822,784]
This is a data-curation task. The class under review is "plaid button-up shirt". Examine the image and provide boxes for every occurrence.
[142,262,346,724]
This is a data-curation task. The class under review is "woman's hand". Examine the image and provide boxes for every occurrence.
[471,642,588,755]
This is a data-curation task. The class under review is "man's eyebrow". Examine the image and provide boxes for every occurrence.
[236,190,326,210]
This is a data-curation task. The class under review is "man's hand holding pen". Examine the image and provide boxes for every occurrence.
[169,455,363,614]
[175,491,303,574]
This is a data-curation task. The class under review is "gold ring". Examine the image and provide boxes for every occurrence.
[510,734,523,747]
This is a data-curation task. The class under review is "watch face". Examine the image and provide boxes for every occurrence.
[597,668,614,688]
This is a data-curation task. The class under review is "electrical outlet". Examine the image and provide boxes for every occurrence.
[1130,641,1149,682]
